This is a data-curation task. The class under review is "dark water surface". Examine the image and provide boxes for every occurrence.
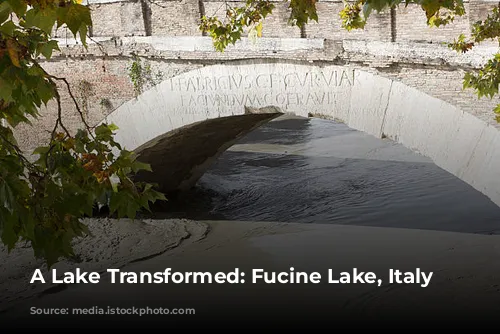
[167,116,500,234]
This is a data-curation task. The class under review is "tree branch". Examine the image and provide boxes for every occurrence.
[0,130,36,169]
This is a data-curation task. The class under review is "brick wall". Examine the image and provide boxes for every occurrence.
[372,66,500,123]
[89,1,146,37]
[394,3,471,43]
[56,0,498,42]
[304,1,392,41]
[16,56,201,153]
[469,0,498,24]
[203,0,301,38]
[150,0,202,36]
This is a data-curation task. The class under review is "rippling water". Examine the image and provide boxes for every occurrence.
[181,116,500,234]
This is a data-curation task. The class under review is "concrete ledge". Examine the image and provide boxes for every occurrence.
[343,40,498,68]
[50,36,495,69]
[53,36,325,52]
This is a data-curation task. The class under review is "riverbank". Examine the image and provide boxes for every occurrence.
[0,218,210,312]
[3,218,500,323]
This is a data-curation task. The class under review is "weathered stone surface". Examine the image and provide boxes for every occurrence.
[31,36,500,131]
[150,0,202,36]
[103,63,500,207]
[75,0,495,44]
[103,63,358,151]
[0,218,209,312]
[204,1,301,38]
[244,105,284,114]
[132,112,282,194]
[305,2,392,41]
[395,3,471,43]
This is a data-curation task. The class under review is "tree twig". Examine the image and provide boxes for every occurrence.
[51,76,95,138]
[87,33,108,55]
[0,129,36,169]
[32,59,96,139]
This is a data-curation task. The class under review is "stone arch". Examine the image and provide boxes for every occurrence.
[103,63,500,206]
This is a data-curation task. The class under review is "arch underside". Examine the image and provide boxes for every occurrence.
[104,62,500,207]
[132,112,282,194]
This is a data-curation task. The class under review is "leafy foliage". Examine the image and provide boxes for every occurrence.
[447,6,500,118]
[338,0,466,28]
[201,0,500,119]
[200,0,466,47]
[127,55,164,96]
[0,0,166,268]
[340,1,366,31]
[199,0,276,51]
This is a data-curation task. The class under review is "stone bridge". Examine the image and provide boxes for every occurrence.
[99,62,500,207]
[12,0,500,206]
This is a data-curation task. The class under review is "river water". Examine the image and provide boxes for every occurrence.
[165,115,500,235]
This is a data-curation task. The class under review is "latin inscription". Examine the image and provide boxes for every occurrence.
[167,69,355,108]
[180,92,337,107]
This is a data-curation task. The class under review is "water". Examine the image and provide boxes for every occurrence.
[173,116,500,234]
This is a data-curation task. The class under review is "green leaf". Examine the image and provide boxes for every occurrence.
[109,191,126,216]
[25,7,57,35]
[32,145,50,156]
[0,183,14,212]
[0,2,11,24]
[26,65,45,76]
[54,194,90,217]
[0,210,18,250]
[58,3,92,38]
[108,123,119,131]
[131,160,152,173]
[95,124,113,138]
[363,2,372,18]
[37,40,60,59]
[421,0,441,20]
[6,0,26,17]
[126,202,139,219]
[110,175,120,192]
[0,20,16,35]
[36,80,55,105]
[255,21,263,37]
[79,23,88,47]
[494,104,500,114]
[6,38,21,67]
[21,212,36,240]
[150,189,167,202]
[0,77,13,102]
